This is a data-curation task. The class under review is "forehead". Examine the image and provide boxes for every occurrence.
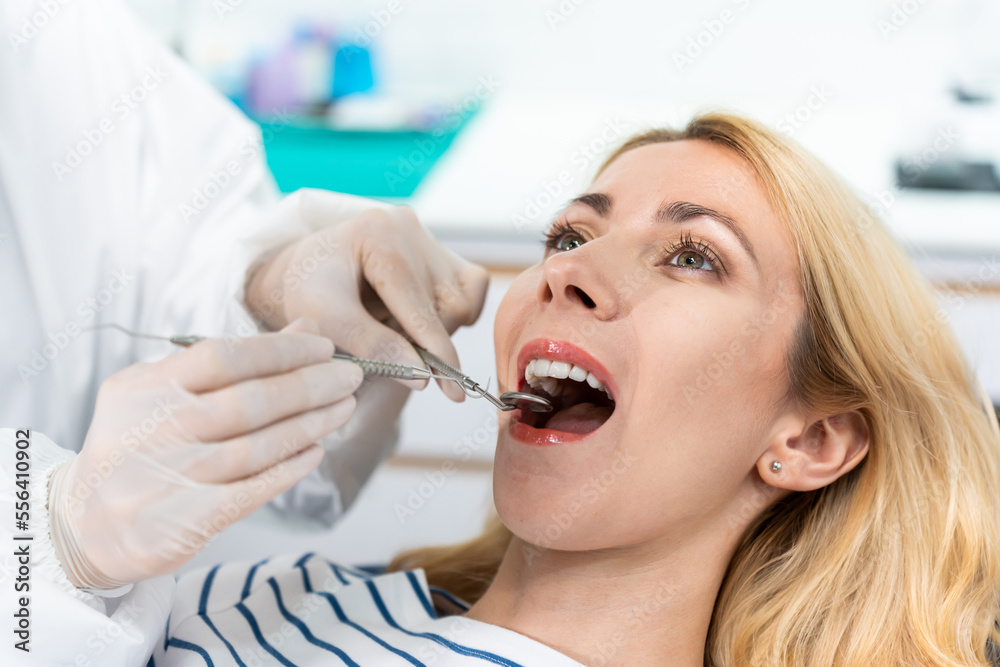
[593,139,769,217]
[590,139,798,283]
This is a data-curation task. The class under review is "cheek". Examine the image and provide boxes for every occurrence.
[632,292,787,421]
[624,295,790,480]
[492,271,537,376]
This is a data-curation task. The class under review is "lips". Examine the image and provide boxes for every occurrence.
[508,339,618,446]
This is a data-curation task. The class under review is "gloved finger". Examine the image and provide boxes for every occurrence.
[426,261,490,334]
[298,188,393,228]
[159,332,334,394]
[222,443,326,518]
[189,397,356,483]
[190,360,363,442]
[314,304,430,393]
[281,316,322,335]
[360,248,466,401]
[454,262,490,327]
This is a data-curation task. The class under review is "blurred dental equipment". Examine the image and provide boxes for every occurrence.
[91,324,553,413]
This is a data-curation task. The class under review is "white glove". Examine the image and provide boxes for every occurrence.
[47,318,362,589]
[244,189,490,402]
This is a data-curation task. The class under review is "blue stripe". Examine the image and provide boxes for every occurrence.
[199,565,221,615]
[323,560,372,579]
[429,586,471,611]
[328,562,350,586]
[235,601,297,667]
[163,613,171,651]
[295,553,315,592]
[337,563,374,578]
[365,580,526,667]
[318,590,426,667]
[241,557,270,600]
[146,656,155,667]
[200,615,247,667]
[197,564,248,667]
[406,572,437,619]
[166,637,215,666]
[268,578,360,666]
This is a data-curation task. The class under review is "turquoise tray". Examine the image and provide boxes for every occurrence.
[256,109,475,198]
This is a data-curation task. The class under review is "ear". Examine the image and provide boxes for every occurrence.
[757,411,870,491]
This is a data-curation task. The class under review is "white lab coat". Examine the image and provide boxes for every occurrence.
[0,0,408,526]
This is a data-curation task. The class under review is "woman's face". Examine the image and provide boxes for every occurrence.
[492,139,806,552]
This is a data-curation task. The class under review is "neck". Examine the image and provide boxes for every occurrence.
[464,527,736,667]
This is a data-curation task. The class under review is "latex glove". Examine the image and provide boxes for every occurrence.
[244,189,490,402]
[47,318,362,589]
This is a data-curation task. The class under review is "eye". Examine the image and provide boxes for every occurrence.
[663,233,722,273]
[669,250,710,270]
[543,221,586,252]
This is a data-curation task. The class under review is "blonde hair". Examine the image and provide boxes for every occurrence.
[387,112,1000,665]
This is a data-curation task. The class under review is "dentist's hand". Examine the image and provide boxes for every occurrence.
[47,318,362,588]
[244,189,490,402]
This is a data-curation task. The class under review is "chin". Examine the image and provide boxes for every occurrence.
[491,449,621,553]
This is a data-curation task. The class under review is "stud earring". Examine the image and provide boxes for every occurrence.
[770,461,782,472]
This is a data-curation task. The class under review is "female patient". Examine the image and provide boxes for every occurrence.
[4,112,1000,666]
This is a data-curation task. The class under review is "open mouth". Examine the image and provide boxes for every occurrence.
[514,357,616,436]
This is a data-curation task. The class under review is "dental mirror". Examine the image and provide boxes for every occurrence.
[499,391,553,413]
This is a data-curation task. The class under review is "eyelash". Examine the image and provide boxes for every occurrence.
[542,221,725,274]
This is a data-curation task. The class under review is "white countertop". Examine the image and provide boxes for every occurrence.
[408,95,1000,268]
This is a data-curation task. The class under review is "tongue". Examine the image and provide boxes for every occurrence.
[544,402,614,434]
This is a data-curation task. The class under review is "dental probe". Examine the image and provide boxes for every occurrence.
[410,344,553,413]
[88,324,553,412]
[87,325,454,381]
[84,323,207,347]
[329,353,455,382]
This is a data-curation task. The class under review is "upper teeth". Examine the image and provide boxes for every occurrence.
[524,358,613,400]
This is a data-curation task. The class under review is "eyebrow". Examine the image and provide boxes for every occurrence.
[566,193,759,269]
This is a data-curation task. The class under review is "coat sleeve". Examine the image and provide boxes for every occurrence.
[0,429,174,667]
[0,0,406,530]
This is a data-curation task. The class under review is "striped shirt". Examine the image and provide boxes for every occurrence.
[148,553,584,666]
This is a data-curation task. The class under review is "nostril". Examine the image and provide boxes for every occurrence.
[572,286,596,309]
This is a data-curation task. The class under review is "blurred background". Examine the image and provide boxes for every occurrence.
[122,0,1000,571]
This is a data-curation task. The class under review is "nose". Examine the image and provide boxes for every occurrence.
[536,245,620,320]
